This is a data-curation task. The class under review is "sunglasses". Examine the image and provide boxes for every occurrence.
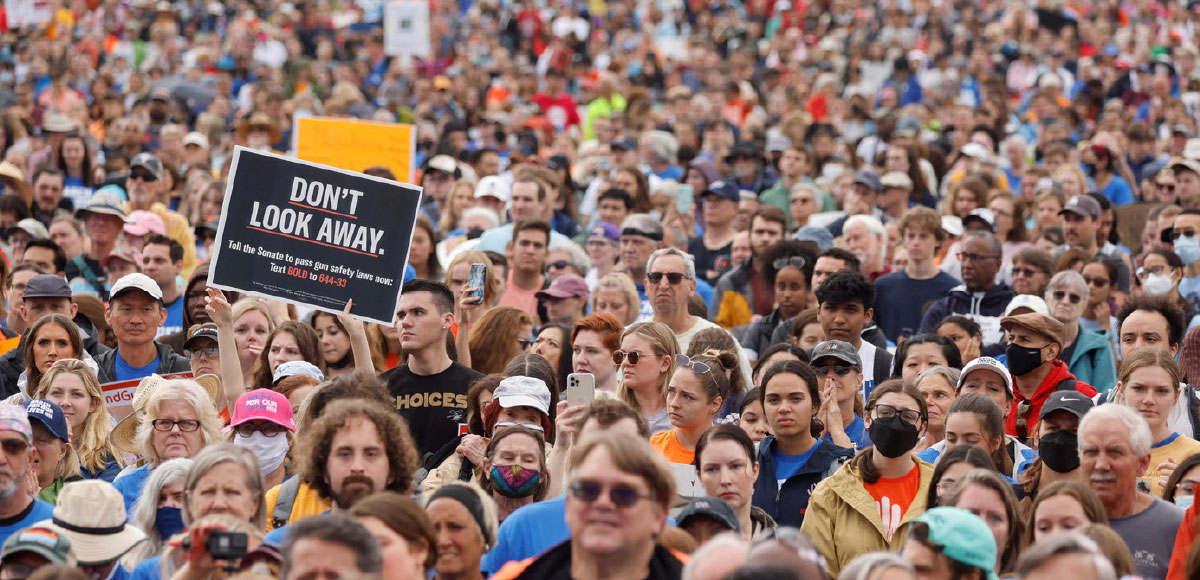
[129,170,158,182]
[957,252,999,263]
[1082,276,1109,288]
[1052,290,1082,304]
[814,364,853,376]
[152,419,201,432]
[1172,228,1198,241]
[1160,183,1177,192]
[545,261,571,272]
[674,353,711,374]
[773,256,807,270]
[647,272,686,285]
[569,480,650,508]
[234,422,287,437]
[612,350,647,365]
[0,438,27,455]
[1012,267,1042,278]
[184,347,219,360]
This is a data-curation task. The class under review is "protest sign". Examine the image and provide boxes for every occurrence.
[384,0,431,59]
[296,117,416,184]
[102,372,193,422]
[208,147,422,325]
[4,0,52,28]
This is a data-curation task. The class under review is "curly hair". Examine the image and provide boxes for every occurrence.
[248,321,325,390]
[468,307,536,375]
[35,359,120,473]
[24,314,83,394]
[296,399,420,501]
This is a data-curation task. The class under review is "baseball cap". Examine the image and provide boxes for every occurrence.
[474,175,510,202]
[794,226,834,250]
[676,497,740,532]
[589,222,619,243]
[183,132,209,149]
[725,141,761,162]
[230,389,296,431]
[124,210,166,237]
[853,170,882,192]
[880,171,913,191]
[1169,156,1200,177]
[37,481,147,565]
[22,274,72,300]
[426,154,458,175]
[536,275,589,301]
[130,153,164,181]
[272,360,324,385]
[23,399,69,442]
[1001,313,1066,347]
[942,216,964,237]
[962,209,996,233]
[149,87,171,102]
[4,218,49,241]
[110,273,163,302]
[958,357,1013,396]
[1040,390,1095,420]
[960,142,992,162]
[1003,295,1050,317]
[102,247,141,270]
[493,376,551,415]
[810,340,862,369]
[610,138,637,151]
[701,180,741,203]
[620,214,664,242]
[0,403,32,444]
[75,190,131,222]
[183,323,219,350]
[0,526,74,566]
[913,508,999,580]
[1059,195,1101,219]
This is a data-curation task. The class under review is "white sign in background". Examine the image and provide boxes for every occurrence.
[384,0,431,59]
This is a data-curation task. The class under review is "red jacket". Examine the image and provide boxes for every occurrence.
[1167,499,1197,580]
[1005,361,1096,437]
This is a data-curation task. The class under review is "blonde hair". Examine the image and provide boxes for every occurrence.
[593,272,641,326]
[232,299,277,332]
[444,250,500,306]
[35,359,121,472]
[133,380,225,466]
[439,179,477,233]
[617,322,679,411]
[1117,348,1181,397]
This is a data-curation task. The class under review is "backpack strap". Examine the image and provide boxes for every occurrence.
[271,476,302,530]
[71,256,108,301]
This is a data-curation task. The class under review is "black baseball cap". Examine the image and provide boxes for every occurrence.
[1039,390,1095,420]
[183,323,219,350]
[22,275,71,299]
[676,497,739,532]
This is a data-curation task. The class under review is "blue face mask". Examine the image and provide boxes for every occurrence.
[1177,235,1200,266]
[156,506,185,540]
[1177,495,1194,510]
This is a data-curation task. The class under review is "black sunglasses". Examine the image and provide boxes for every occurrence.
[814,364,853,376]
[0,438,26,455]
[647,272,686,285]
[569,480,650,508]
[129,170,158,182]
[1171,228,1198,240]
[545,260,571,272]
[1082,276,1110,288]
[1052,290,1082,304]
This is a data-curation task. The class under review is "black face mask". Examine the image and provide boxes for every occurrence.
[1038,430,1080,473]
[466,228,485,240]
[1005,343,1045,376]
[868,416,920,458]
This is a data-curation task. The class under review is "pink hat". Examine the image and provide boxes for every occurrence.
[123,210,165,237]
[230,389,295,431]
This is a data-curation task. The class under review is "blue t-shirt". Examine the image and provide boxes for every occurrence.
[771,439,822,485]
[873,270,961,342]
[112,464,151,513]
[1099,175,1135,206]
[824,415,872,451]
[130,555,162,580]
[482,496,569,574]
[114,352,161,382]
[0,499,55,548]
[158,296,184,337]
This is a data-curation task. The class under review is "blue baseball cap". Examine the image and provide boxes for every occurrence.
[913,508,999,580]
[23,399,69,442]
[701,180,740,203]
[589,222,620,243]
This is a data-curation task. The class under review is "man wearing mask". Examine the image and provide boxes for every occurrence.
[919,231,1015,354]
[1026,391,1094,497]
[1058,195,1130,292]
[999,313,1097,444]
[1169,209,1200,311]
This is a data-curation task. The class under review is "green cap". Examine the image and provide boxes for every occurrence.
[913,507,999,580]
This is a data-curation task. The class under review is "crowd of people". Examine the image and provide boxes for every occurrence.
[8,0,1200,578]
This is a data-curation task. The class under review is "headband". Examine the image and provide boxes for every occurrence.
[620,227,663,242]
[429,485,493,548]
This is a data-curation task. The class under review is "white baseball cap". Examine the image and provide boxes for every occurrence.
[1004,295,1050,317]
[109,272,163,302]
[474,175,510,202]
[958,356,1013,396]
[493,376,551,415]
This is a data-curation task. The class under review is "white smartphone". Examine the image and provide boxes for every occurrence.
[566,373,595,407]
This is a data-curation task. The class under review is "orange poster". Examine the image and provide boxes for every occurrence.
[296,117,416,185]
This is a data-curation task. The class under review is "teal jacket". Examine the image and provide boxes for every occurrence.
[1067,325,1118,393]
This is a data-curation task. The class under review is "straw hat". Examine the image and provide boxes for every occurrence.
[37,481,146,565]
[236,112,281,143]
[109,374,169,455]
[0,161,31,204]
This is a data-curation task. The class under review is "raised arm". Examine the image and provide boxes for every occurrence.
[205,288,245,406]
[337,300,376,373]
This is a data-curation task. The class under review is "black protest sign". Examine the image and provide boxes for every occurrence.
[208,147,422,325]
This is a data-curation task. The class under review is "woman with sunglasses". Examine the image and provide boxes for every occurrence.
[801,380,934,576]
[751,360,853,528]
[615,322,679,435]
[1080,257,1120,356]
[1043,270,1117,391]
[1114,349,1200,498]
[741,241,817,362]
[650,351,734,498]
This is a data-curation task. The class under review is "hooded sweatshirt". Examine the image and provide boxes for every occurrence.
[917,282,1015,356]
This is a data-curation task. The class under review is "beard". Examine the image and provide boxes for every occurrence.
[332,475,377,509]
[0,467,19,500]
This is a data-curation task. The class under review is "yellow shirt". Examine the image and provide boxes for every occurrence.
[264,480,332,531]
[1144,433,1200,498]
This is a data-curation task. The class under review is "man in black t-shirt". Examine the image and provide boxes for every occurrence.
[380,279,482,460]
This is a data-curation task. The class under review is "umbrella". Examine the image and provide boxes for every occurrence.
[151,78,218,113]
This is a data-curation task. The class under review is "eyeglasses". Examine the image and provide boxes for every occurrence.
[674,354,711,374]
[568,480,650,508]
[1051,290,1082,304]
[1082,276,1110,288]
[814,364,853,377]
[184,347,219,360]
[647,272,686,285]
[870,404,923,425]
[612,350,647,365]
[936,477,961,494]
[1171,228,1198,240]
[234,422,287,438]
[0,438,27,455]
[1012,267,1042,278]
[773,256,807,270]
[545,261,571,272]
[1137,265,1173,279]
[129,170,158,182]
[957,252,1000,263]
[1160,183,1177,192]
[1176,481,1199,496]
[151,419,201,432]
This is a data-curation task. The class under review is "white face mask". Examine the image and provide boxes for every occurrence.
[234,431,289,474]
[1143,272,1175,295]
[1177,494,1194,510]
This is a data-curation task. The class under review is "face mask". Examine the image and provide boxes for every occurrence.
[1176,235,1200,265]
[1037,430,1080,473]
[1005,343,1046,376]
[1143,272,1175,295]
[235,431,289,474]
[1177,495,1194,510]
[488,464,540,498]
[867,416,920,458]
[156,506,185,539]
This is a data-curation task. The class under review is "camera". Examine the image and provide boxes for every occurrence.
[207,531,249,561]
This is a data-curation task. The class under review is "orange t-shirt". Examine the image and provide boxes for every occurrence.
[650,429,694,465]
[863,464,920,540]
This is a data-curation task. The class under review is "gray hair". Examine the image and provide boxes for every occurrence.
[844,214,888,249]
[640,130,679,165]
[460,206,500,230]
[126,458,194,566]
[550,241,592,274]
[915,366,961,390]
[682,533,748,580]
[1015,533,1117,580]
[182,443,267,529]
[1079,402,1152,459]
[281,513,382,579]
[133,379,225,466]
[962,230,1002,255]
[839,552,916,580]
[1046,270,1090,304]
[646,247,696,280]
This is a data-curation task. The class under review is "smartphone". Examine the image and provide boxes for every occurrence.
[466,263,486,304]
[566,373,595,407]
[676,184,694,214]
